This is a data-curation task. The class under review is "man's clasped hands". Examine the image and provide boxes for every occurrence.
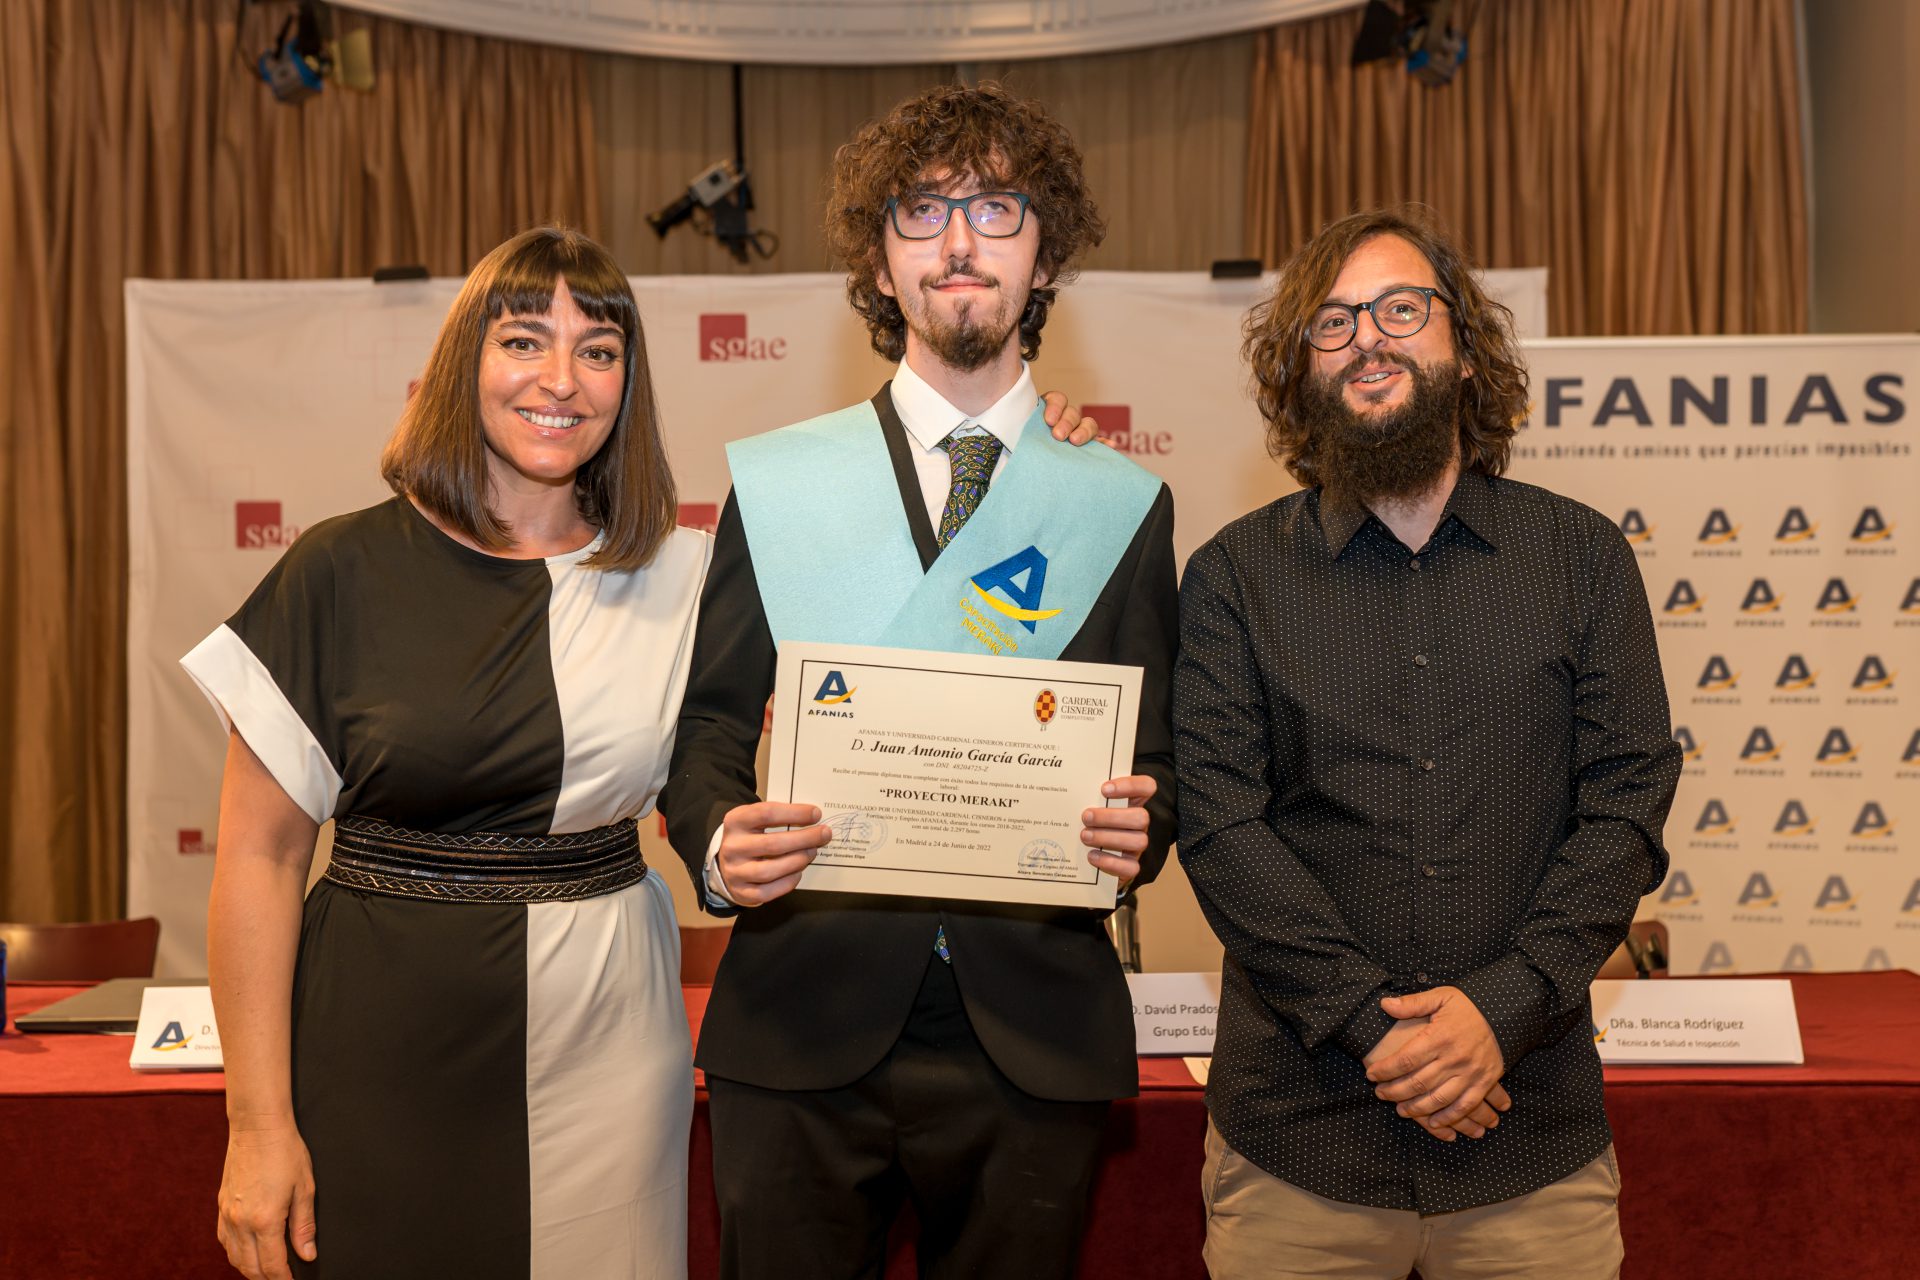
[1363,985,1511,1142]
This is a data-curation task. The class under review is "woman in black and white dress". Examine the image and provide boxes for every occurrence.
[183,227,708,1280]
[183,223,1101,1280]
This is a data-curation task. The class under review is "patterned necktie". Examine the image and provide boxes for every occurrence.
[931,428,1002,964]
[934,429,1004,550]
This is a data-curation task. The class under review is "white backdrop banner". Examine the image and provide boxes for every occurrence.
[127,272,1914,981]
[1507,336,1918,978]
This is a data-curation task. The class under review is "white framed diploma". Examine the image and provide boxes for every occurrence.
[767,641,1142,908]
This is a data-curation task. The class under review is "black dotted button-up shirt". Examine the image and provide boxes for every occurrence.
[1175,473,1681,1214]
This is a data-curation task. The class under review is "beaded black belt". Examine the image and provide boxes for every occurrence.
[324,815,647,903]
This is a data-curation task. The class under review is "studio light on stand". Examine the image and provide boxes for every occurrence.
[645,67,780,264]
[646,161,744,238]
[645,160,729,230]
[1351,0,1473,87]
[248,1,374,104]
[256,1,329,103]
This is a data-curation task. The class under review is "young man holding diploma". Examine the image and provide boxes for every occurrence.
[662,84,1177,1279]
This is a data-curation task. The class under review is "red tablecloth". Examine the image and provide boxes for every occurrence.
[6,971,1918,1278]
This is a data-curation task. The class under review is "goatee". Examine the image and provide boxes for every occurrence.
[1299,354,1464,507]
[906,263,1023,371]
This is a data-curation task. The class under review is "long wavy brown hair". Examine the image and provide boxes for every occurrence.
[1244,206,1529,488]
[824,83,1106,362]
[380,226,676,571]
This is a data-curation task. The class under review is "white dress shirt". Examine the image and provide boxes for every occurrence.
[887,356,1036,524]
[702,361,1040,905]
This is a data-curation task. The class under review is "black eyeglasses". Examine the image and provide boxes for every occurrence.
[1308,286,1450,351]
[887,192,1033,240]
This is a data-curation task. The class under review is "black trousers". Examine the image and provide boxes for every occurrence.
[707,954,1111,1280]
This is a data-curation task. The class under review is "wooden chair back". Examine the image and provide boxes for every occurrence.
[0,917,163,981]
[1595,919,1670,979]
[679,925,732,985]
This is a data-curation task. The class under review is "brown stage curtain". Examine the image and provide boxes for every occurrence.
[1247,0,1809,335]
[591,32,1253,274]
[0,0,600,922]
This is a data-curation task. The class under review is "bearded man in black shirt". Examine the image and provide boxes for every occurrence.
[1174,206,1680,1279]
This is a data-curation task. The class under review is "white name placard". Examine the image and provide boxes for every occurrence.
[128,985,224,1071]
[1589,979,1804,1065]
[1127,972,1221,1055]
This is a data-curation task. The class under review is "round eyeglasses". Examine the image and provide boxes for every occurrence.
[887,191,1033,240]
[1308,286,1450,351]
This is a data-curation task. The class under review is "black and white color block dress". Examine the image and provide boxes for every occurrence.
[182,497,711,1279]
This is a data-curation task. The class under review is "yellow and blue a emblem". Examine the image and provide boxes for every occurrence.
[970,546,1063,634]
[813,671,856,704]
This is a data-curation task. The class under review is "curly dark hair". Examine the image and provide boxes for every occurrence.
[824,82,1106,362]
[1244,206,1530,487]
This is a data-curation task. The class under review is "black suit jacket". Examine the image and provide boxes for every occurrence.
[663,386,1177,1102]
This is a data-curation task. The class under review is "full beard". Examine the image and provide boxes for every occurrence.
[904,263,1026,371]
[1298,354,1464,507]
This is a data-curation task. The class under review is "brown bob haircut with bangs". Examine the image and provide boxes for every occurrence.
[825,82,1106,362]
[1244,206,1530,488]
[380,226,676,571]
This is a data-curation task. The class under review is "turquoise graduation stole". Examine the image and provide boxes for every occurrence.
[727,394,1161,661]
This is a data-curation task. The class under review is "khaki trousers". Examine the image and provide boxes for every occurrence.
[1200,1121,1623,1280]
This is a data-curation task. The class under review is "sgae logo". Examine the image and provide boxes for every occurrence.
[1619,509,1653,543]
[1852,802,1896,839]
[1696,656,1739,691]
[1738,726,1780,763]
[812,671,855,705]
[1815,577,1858,613]
[1816,728,1857,764]
[1773,800,1815,836]
[1736,871,1779,908]
[236,501,301,550]
[1853,656,1896,691]
[151,1021,193,1051]
[1739,578,1780,614]
[969,546,1062,634]
[177,828,212,855]
[1673,726,1702,761]
[1697,509,1739,544]
[1659,869,1699,905]
[1775,655,1817,690]
[1775,507,1817,543]
[1694,799,1736,835]
[1813,875,1857,912]
[1081,405,1173,457]
[1851,506,1894,543]
[699,313,788,362]
[1664,580,1705,614]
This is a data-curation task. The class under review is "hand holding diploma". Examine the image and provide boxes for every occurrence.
[765,643,1144,908]
[1082,774,1156,887]
[714,802,832,907]
[724,773,1154,908]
